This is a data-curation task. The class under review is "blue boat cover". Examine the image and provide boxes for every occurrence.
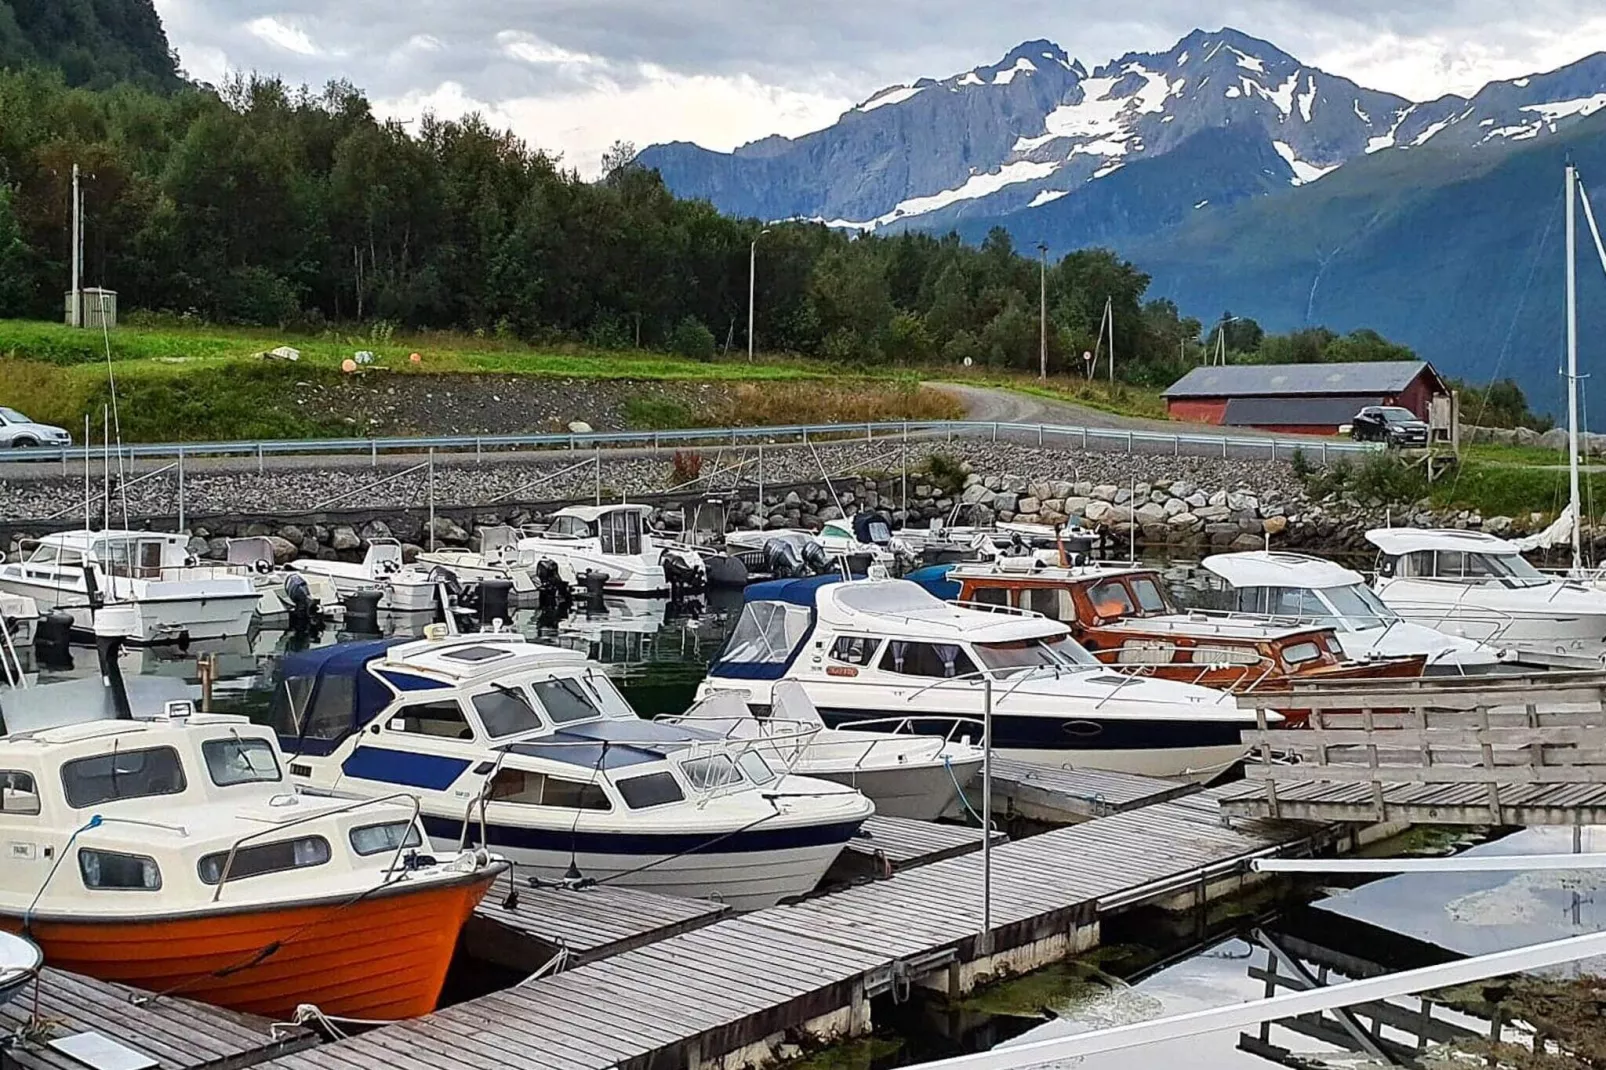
[276,638,409,756]
[903,564,959,601]
[740,574,844,605]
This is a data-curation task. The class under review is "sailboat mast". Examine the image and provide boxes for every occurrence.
[1567,162,1583,572]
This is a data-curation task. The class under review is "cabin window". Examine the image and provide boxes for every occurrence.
[548,515,588,538]
[197,836,332,885]
[1128,578,1169,615]
[736,750,777,786]
[349,820,424,856]
[487,769,611,810]
[1022,587,1071,620]
[1087,580,1137,620]
[582,674,639,721]
[598,510,643,556]
[440,645,513,664]
[617,772,685,809]
[1192,644,1263,666]
[26,543,57,565]
[0,771,39,815]
[79,849,161,890]
[1283,641,1323,666]
[1115,641,1175,666]
[970,587,1011,608]
[828,636,878,666]
[56,549,82,568]
[390,700,474,740]
[62,746,187,809]
[202,737,282,787]
[1235,586,1327,620]
[682,755,742,791]
[879,641,978,680]
[473,688,545,738]
[531,676,604,724]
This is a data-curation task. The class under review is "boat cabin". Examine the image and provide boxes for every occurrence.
[5,530,235,588]
[1367,528,1551,588]
[529,505,650,556]
[927,561,1422,691]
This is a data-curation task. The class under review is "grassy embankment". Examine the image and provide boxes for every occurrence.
[0,320,962,441]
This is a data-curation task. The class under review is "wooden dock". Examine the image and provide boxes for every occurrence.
[1220,672,1606,825]
[463,875,732,970]
[265,787,1370,1070]
[3,968,313,1070]
[834,814,1006,878]
[980,757,1197,823]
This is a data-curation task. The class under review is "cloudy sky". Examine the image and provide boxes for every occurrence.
[153,1,1606,177]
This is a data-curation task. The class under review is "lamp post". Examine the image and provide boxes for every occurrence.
[748,228,771,363]
[1213,315,1241,366]
[1036,242,1049,380]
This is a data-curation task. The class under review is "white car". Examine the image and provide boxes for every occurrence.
[0,407,71,448]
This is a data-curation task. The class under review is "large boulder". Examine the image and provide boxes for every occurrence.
[1091,484,1119,503]
[1134,502,1167,525]
[1162,497,1188,518]
[360,519,393,542]
[1230,533,1266,552]
[1016,496,1041,516]
[1262,515,1289,536]
[1167,511,1201,530]
[1063,497,1090,517]
[331,525,361,551]
[1538,428,1569,451]
[266,535,297,565]
[428,516,470,545]
[1513,426,1540,447]
[1485,515,1514,535]
[961,483,996,506]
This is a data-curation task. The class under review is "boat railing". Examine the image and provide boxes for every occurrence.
[1381,598,1522,645]
[948,599,1045,619]
[1089,640,1283,693]
[828,714,986,770]
[651,714,824,775]
[208,792,423,903]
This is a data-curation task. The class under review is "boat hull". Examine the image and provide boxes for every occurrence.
[4,871,499,1021]
[0,576,258,644]
[425,816,863,910]
[804,758,981,820]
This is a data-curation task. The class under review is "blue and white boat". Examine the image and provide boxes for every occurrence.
[270,631,872,909]
[697,577,1276,783]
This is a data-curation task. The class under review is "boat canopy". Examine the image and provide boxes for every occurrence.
[1201,551,1364,590]
[270,638,417,755]
[820,580,1068,643]
[741,575,844,606]
[1365,529,1521,557]
[904,564,959,600]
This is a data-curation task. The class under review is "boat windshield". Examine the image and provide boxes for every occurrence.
[720,601,812,666]
[473,686,546,738]
[1319,583,1400,631]
[972,635,1099,675]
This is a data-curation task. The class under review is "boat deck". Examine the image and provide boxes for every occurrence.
[265,786,1360,1070]
[982,757,1198,822]
[3,968,314,1070]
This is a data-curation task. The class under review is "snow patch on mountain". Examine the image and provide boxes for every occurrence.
[860,85,925,112]
[1524,93,1606,121]
[956,71,984,87]
[1029,189,1069,207]
[994,58,1037,84]
[1412,118,1452,146]
[1272,141,1336,184]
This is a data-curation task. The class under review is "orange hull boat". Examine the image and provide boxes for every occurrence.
[6,870,499,1021]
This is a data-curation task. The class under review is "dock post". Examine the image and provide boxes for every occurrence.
[980,676,994,953]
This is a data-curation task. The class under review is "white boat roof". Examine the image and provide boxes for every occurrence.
[36,529,186,550]
[552,504,653,522]
[948,560,1152,583]
[817,580,1067,643]
[379,633,589,684]
[1365,528,1520,556]
[1202,551,1364,590]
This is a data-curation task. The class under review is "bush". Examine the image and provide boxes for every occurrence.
[670,449,703,485]
[624,394,698,430]
[217,267,300,327]
[669,316,715,361]
[586,317,634,351]
[924,450,967,494]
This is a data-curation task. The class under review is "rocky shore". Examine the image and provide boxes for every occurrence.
[0,440,1546,563]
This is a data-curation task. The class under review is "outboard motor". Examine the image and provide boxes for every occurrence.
[661,549,706,599]
[535,558,573,618]
[34,610,73,670]
[852,511,894,548]
[800,539,832,576]
[281,572,322,633]
[763,536,806,578]
[344,589,383,635]
[478,578,514,629]
[579,569,608,612]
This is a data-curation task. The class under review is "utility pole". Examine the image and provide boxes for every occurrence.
[70,163,82,328]
[747,228,770,362]
[1036,242,1048,380]
[1566,161,1583,572]
[1105,296,1115,381]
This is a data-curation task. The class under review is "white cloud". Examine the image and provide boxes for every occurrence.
[495,30,603,68]
[245,16,320,57]
[372,72,851,179]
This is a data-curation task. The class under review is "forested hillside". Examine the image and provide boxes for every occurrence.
[0,0,179,90]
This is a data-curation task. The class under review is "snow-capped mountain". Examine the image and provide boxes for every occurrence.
[635,28,1606,236]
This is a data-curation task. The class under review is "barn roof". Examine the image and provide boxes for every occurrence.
[1162,361,1435,399]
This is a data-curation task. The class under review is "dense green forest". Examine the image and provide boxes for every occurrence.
[0,0,1502,400]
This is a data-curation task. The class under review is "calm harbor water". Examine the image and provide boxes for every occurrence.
[32,558,1602,1069]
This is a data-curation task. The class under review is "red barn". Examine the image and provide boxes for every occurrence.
[1161,361,1449,435]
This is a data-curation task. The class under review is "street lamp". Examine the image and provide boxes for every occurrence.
[1213,314,1241,366]
[748,228,771,363]
[1036,242,1049,380]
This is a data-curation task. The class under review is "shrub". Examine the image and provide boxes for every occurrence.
[669,316,715,361]
[670,449,703,485]
[624,395,698,430]
[924,450,967,494]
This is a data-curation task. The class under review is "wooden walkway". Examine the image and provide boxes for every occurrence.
[838,814,1005,872]
[2,968,313,1070]
[463,875,731,970]
[1219,777,1606,825]
[265,787,1352,1070]
[981,757,1196,822]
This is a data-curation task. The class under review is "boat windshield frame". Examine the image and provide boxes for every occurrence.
[970,634,1100,676]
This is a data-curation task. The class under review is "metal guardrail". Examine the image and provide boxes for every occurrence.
[0,419,1385,467]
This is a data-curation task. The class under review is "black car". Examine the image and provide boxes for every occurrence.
[1348,405,1430,447]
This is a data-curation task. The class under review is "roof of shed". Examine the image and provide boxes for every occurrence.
[1163,361,1433,399]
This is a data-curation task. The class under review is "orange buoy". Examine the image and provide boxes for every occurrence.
[409,352,422,364]
[341,358,357,373]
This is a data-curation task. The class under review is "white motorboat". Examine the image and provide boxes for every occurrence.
[415,525,540,593]
[1202,550,1507,674]
[698,576,1277,783]
[0,932,41,1007]
[287,538,440,612]
[0,606,507,1021]
[1367,528,1606,654]
[272,630,873,909]
[517,504,704,596]
[225,537,343,623]
[669,682,983,820]
[0,530,257,644]
[727,514,909,572]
